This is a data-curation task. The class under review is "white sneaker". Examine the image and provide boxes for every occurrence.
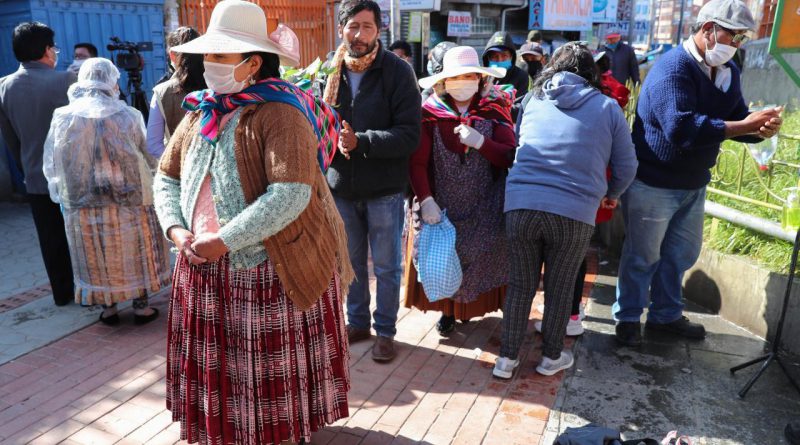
[492,356,519,379]
[534,317,585,336]
[536,351,575,376]
[536,303,585,320]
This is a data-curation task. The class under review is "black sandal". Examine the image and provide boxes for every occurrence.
[99,312,120,326]
[134,307,160,325]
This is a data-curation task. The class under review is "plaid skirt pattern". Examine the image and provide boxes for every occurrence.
[166,254,350,445]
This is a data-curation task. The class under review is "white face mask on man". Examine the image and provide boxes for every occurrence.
[444,79,479,102]
[203,57,251,94]
[704,25,738,67]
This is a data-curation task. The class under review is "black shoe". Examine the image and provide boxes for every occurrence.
[134,307,160,325]
[437,315,455,336]
[645,316,706,339]
[54,296,74,306]
[99,312,120,326]
[615,322,642,346]
[786,422,800,445]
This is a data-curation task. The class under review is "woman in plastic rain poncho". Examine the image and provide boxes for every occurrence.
[43,57,171,326]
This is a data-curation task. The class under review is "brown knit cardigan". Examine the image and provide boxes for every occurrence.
[159,102,353,310]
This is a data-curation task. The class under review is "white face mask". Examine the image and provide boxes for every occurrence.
[49,47,59,68]
[445,79,479,102]
[69,59,84,73]
[704,25,737,67]
[203,57,251,94]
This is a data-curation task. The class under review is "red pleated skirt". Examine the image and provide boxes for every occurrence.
[166,254,350,445]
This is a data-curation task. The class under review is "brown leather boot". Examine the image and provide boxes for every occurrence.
[347,325,371,344]
[371,336,396,362]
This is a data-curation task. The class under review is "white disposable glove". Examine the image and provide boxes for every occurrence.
[454,124,485,150]
[420,196,442,225]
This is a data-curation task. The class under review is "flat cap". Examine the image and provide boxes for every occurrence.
[697,0,756,30]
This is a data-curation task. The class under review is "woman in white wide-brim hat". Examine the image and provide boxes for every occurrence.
[403,46,516,336]
[152,1,353,444]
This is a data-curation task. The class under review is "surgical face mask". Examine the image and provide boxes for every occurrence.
[606,42,620,50]
[427,60,435,75]
[445,79,479,102]
[68,59,85,73]
[704,25,738,67]
[203,57,251,94]
[49,46,59,67]
[489,60,512,70]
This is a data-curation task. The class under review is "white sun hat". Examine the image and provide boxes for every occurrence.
[418,46,506,90]
[170,0,301,66]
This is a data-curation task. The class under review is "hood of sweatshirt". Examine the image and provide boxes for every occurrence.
[483,32,517,66]
[542,72,600,109]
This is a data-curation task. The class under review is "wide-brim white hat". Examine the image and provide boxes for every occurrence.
[171,0,301,66]
[419,46,506,90]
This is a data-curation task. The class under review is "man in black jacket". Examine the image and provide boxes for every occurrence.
[320,0,421,363]
[483,32,529,98]
[603,28,640,85]
[482,31,530,120]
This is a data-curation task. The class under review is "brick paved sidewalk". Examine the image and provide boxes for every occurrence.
[0,258,594,445]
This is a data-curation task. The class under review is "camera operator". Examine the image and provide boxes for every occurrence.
[68,43,98,74]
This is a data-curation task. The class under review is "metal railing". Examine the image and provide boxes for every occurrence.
[178,0,338,67]
[708,133,800,217]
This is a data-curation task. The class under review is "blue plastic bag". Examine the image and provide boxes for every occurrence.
[417,213,463,302]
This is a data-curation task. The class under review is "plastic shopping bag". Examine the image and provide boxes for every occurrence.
[417,213,462,302]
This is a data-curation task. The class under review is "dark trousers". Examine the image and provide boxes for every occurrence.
[572,258,588,316]
[27,194,74,304]
[501,210,593,360]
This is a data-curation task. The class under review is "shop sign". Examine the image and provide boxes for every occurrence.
[447,11,471,37]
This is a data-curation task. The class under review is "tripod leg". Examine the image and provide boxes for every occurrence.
[775,356,800,396]
[730,353,770,374]
[737,353,775,398]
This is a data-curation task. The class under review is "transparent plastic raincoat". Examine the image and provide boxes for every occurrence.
[43,58,171,305]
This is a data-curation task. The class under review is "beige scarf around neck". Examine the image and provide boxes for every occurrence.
[323,41,380,106]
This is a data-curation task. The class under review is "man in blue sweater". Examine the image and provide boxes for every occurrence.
[613,0,783,346]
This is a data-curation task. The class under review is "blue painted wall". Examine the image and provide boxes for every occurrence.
[0,0,166,94]
[0,0,165,196]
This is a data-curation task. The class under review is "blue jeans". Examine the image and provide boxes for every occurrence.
[613,180,706,324]
[334,192,405,338]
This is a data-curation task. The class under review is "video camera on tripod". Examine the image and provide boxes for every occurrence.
[107,37,153,120]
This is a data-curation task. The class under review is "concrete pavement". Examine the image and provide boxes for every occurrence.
[2,200,799,444]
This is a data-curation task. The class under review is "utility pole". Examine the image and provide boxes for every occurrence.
[391,0,401,44]
[627,0,637,44]
[648,0,658,48]
[675,0,686,45]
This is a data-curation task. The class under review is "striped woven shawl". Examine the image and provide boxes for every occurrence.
[183,78,340,173]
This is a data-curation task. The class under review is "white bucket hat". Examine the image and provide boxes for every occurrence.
[170,0,301,66]
[418,46,506,90]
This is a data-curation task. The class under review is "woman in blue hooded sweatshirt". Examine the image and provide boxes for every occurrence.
[493,42,638,378]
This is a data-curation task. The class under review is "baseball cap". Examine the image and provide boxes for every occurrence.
[605,27,622,39]
[519,42,544,57]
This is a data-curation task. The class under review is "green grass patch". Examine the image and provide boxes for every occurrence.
[704,110,800,273]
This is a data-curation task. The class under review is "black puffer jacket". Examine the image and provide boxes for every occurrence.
[482,32,530,100]
[319,44,422,200]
